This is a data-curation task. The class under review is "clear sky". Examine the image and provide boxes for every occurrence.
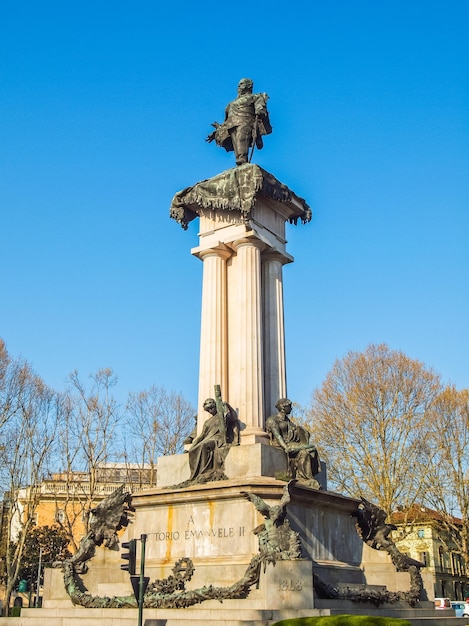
[1,1,468,411]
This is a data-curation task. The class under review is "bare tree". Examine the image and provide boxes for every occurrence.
[68,368,123,496]
[0,339,34,431]
[307,343,442,513]
[0,339,59,613]
[125,385,195,485]
[50,368,124,551]
[423,386,469,570]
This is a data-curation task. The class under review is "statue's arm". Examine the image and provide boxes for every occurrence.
[206,123,219,143]
[266,417,288,451]
[254,93,269,116]
[188,422,208,449]
[188,434,202,449]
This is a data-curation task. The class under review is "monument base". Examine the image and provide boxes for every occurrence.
[17,477,452,625]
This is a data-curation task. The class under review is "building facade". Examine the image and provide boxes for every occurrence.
[392,506,469,600]
[11,463,153,550]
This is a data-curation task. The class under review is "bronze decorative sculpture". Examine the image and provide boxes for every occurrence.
[313,498,424,606]
[186,397,227,481]
[57,487,424,610]
[181,387,239,486]
[242,481,301,563]
[59,485,134,574]
[313,497,425,607]
[207,78,272,165]
[58,488,263,609]
[266,398,321,488]
[353,497,424,571]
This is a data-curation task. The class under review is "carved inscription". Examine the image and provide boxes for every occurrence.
[141,507,253,559]
[153,526,246,541]
[279,579,303,591]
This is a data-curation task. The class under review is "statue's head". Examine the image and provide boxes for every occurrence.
[276,398,292,414]
[238,78,253,95]
[203,398,217,415]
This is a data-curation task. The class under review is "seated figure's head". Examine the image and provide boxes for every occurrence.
[203,398,217,415]
[276,398,292,414]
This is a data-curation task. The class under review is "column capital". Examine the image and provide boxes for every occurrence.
[231,235,266,253]
[192,243,233,262]
[262,251,292,266]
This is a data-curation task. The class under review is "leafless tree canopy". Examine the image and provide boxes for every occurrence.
[125,385,195,485]
[0,339,60,611]
[52,373,194,547]
[423,387,469,568]
[307,343,442,514]
[1,338,195,594]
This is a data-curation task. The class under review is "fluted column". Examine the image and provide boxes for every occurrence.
[263,253,287,418]
[196,245,231,429]
[232,237,267,443]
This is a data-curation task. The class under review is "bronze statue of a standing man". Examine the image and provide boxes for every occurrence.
[207,78,272,166]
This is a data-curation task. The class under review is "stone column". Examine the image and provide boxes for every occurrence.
[232,237,268,443]
[263,253,287,418]
[196,245,231,429]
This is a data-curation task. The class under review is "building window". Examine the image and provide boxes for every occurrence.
[439,546,445,570]
[419,551,428,567]
[417,529,425,538]
[55,509,66,524]
[452,553,458,575]
[452,553,465,577]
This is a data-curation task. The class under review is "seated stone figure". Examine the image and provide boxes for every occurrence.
[266,398,321,489]
[186,397,239,483]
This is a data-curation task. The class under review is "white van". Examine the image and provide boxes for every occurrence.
[434,597,451,609]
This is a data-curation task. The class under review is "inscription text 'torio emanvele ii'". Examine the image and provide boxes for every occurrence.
[152,526,246,542]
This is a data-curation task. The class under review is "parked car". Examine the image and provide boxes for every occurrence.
[451,600,469,617]
[434,597,451,609]
[451,601,466,617]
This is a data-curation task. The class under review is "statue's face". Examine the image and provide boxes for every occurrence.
[279,400,292,414]
[238,78,253,95]
[203,399,216,414]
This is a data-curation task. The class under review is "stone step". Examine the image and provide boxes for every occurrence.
[0,607,467,626]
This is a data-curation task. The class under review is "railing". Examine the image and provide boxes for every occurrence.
[434,565,453,574]
[434,565,467,576]
[39,482,152,495]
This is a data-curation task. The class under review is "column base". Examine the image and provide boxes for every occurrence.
[239,428,270,445]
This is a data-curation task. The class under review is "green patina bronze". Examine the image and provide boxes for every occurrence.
[56,484,424,610]
[206,78,272,166]
[170,163,311,230]
[242,481,302,563]
[266,398,321,489]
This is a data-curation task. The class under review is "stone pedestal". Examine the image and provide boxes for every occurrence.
[36,480,438,626]
[157,444,327,489]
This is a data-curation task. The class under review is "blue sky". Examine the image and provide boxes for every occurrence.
[1,1,468,411]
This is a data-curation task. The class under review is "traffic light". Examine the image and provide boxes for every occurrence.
[120,539,137,575]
